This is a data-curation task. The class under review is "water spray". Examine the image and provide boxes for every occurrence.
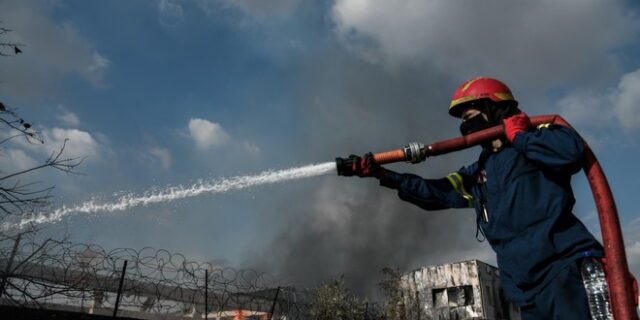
[336,115,637,320]
[2,162,336,231]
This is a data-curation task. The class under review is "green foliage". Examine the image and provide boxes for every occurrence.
[307,276,370,320]
[378,267,406,320]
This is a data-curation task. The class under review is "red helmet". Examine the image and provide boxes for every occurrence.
[449,77,518,118]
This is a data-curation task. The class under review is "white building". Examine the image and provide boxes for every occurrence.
[397,260,521,320]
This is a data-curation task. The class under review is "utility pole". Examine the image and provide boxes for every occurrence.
[204,269,208,320]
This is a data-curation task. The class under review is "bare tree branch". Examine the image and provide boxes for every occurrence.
[0,22,24,57]
[0,140,85,183]
[0,23,82,223]
[0,133,84,217]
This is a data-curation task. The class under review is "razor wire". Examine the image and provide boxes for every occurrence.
[0,231,308,319]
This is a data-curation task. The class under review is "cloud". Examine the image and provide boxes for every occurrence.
[0,0,110,100]
[557,91,612,130]
[188,118,231,150]
[185,119,260,157]
[223,0,299,19]
[40,128,99,160]
[624,217,640,282]
[614,69,640,132]
[149,147,173,170]
[3,124,99,162]
[558,68,640,136]
[0,148,39,175]
[158,0,185,28]
[331,0,638,87]
[195,0,299,20]
[56,107,80,127]
[628,241,640,275]
[84,52,110,88]
[241,140,260,156]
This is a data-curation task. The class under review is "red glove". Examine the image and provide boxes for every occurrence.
[503,112,532,143]
[351,153,384,178]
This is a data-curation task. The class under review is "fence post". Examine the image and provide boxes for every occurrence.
[0,233,22,298]
[205,269,208,320]
[364,302,369,320]
[268,286,281,320]
[112,260,128,318]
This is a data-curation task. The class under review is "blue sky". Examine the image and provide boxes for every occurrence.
[1,0,640,296]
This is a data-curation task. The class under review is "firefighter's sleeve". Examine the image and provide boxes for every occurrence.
[511,124,584,171]
[378,169,474,210]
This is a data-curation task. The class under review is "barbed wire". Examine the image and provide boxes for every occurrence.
[0,231,307,319]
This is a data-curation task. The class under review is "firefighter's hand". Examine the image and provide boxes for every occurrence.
[353,153,385,178]
[503,112,532,143]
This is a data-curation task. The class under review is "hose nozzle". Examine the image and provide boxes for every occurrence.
[336,142,427,175]
[335,156,357,176]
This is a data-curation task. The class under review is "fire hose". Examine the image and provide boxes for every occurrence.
[336,115,638,320]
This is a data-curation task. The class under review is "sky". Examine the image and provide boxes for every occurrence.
[1,0,640,299]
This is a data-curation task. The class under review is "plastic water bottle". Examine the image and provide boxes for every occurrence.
[581,257,613,320]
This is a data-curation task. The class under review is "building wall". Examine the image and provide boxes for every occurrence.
[476,261,521,320]
[397,260,520,320]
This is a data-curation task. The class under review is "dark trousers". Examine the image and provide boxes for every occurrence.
[521,259,592,319]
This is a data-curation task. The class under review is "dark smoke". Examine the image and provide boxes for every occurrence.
[240,0,640,300]
[242,15,494,298]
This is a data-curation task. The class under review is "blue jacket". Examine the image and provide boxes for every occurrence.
[379,124,603,306]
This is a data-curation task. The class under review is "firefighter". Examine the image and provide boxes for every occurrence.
[345,77,604,319]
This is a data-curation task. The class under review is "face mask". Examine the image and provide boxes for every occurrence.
[460,113,492,136]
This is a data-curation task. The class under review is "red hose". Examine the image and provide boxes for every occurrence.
[373,115,638,319]
[373,149,406,165]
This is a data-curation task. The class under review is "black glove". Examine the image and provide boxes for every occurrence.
[337,153,384,178]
